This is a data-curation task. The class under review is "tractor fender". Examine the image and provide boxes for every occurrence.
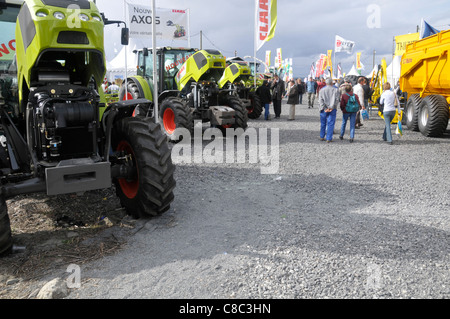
[125,76,154,102]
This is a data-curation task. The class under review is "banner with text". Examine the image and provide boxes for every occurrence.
[127,3,188,40]
[335,35,355,54]
[256,0,277,51]
[394,32,419,56]
[0,22,16,61]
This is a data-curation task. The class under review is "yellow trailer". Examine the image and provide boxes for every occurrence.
[400,30,450,137]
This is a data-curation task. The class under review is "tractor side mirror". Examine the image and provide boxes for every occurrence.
[121,28,129,46]
[143,48,149,56]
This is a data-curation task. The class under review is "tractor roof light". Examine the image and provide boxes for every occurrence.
[53,11,65,20]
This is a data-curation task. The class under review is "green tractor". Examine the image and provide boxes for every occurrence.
[0,0,175,255]
[120,47,248,140]
[219,57,264,120]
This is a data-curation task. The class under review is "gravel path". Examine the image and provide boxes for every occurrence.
[31,99,450,298]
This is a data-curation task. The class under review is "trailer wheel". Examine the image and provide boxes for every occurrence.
[112,117,176,218]
[405,94,422,131]
[0,197,12,257]
[418,95,449,137]
[159,97,194,141]
[221,95,248,132]
[248,93,263,119]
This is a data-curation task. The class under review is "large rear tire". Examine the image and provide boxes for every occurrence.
[405,94,422,131]
[112,117,176,218]
[418,95,449,137]
[0,197,12,257]
[159,97,194,141]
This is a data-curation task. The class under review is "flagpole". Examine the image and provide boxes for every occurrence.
[123,0,128,100]
[254,0,257,89]
[152,0,158,123]
[187,8,191,48]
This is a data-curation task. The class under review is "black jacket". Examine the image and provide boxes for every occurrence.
[257,84,272,104]
[271,80,285,101]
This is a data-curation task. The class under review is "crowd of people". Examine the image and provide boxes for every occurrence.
[256,74,401,145]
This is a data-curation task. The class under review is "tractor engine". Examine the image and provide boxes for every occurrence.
[28,86,98,163]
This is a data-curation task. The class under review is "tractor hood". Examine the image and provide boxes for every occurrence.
[175,49,226,90]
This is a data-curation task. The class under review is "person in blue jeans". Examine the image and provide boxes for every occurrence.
[318,78,339,143]
[256,80,272,120]
[380,82,399,144]
[339,84,363,143]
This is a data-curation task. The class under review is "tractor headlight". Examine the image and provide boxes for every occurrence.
[92,15,102,22]
[53,11,65,20]
[36,10,48,18]
[79,13,89,21]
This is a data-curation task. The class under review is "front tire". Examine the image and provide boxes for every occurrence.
[119,78,151,117]
[159,97,194,141]
[112,117,176,218]
[405,94,422,131]
[247,93,263,119]
[220,95,248,132]
[418,95,449,137]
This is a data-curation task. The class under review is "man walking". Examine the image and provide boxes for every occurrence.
[271,74,285,118]
[306,77,317,108]
[318,78,339,143]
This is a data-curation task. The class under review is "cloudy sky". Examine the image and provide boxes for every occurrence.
[95,0,450,78]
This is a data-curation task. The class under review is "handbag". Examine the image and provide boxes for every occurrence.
[361,109,369,120]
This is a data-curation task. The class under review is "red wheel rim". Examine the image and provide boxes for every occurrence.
[247,107,254,114]
[221,124,232,129]
[124,92,133,101]
[116,140,139,199]
[163,108,176,134]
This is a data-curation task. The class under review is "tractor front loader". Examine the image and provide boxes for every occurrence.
[120,47,248,140]
[0,0,175,256]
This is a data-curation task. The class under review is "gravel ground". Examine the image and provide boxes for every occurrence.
[2,98,450,299]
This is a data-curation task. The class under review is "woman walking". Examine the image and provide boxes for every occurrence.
[380,82,400,145]
[339,84,362,143]
[286,79,299,120]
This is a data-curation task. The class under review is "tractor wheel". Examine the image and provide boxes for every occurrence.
[159,97,194,141]
[220,95,248,133]
[418,95,449,137]
[0,197,12,257]
[119,78,150,117]
[248,93,263,119]
[405,94,422,131]
[112,117,176,218]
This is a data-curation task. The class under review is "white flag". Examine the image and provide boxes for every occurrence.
[256,0,277,51]
[335,35,355,54]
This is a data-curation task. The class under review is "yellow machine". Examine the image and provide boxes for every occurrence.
[400,30,450,137]
[369,58,403,124]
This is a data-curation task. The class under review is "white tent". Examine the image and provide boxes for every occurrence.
[347,64,360,76]
[106,44,139,82]
[386,55,402,86]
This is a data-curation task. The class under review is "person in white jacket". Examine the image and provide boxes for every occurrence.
[353,77,366,129]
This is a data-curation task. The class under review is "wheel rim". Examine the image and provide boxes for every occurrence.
[116,140,139,199]
[407,103,414,122]
[163,108,176,134]
[420,105,429,127]
[124,92,133,101]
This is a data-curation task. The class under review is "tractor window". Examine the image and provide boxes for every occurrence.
[163,50,195,90]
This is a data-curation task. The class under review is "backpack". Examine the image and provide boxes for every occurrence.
[345,93,359,112]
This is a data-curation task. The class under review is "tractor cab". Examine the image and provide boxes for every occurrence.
[136,47,197,93]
